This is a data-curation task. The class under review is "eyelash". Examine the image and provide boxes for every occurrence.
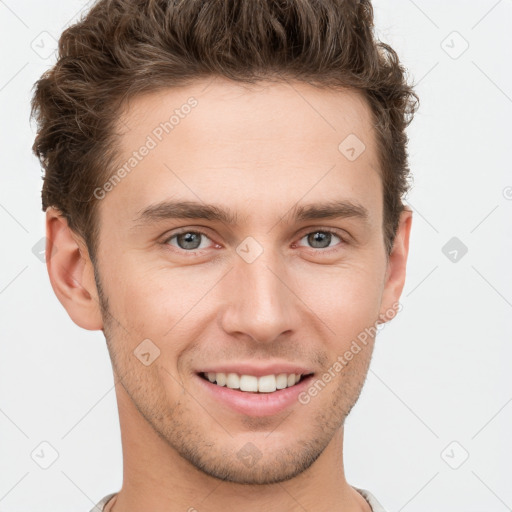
[162,228,348,255]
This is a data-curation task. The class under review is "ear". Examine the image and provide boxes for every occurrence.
[379,208,413,322]
[45,207,103,330]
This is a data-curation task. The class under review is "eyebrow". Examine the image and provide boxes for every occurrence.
[132,199,369,227]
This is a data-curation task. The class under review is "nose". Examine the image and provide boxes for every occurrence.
[218,248,301,344]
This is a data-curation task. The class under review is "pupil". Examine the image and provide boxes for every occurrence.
[178,232,201,250]
[308,231,330,249]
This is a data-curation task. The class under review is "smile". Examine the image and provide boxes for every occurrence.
[196,371,316,417]
[199,371,312,393]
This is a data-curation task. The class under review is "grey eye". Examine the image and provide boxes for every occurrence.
[300,231,341,249]
[168,232,210,251]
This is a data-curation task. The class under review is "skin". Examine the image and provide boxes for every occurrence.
[46,77,412,512]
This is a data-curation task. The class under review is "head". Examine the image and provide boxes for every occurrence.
[33,0,418,485]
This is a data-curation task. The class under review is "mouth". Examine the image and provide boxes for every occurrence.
[195,371,316,417]
[198,371,314,393]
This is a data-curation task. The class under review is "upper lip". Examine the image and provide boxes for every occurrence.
[197,362,315,378]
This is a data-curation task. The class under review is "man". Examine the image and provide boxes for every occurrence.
[31,0,418,510]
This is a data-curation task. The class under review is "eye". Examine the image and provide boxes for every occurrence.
[164,230,214,251]
[296,230,344,250]
[162,228,346,256]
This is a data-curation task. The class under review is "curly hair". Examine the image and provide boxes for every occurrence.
[31,0,419,261]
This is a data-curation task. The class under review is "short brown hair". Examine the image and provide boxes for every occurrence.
[31,0,419,261]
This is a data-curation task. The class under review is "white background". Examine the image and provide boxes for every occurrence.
[1,1,511,510]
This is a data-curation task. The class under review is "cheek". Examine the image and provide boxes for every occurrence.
[295,262,385,344]
[106,259,216,347]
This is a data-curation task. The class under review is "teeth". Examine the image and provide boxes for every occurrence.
[204,372,306,393]
[239,375,258,392]
[258,375,276,392]
[276,373,288,389]
[226,373,239,389]
[215,372,226,386]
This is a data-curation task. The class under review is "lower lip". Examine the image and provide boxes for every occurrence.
[195,373,315,417]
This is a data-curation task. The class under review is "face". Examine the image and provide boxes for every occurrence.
[57,78,410,485]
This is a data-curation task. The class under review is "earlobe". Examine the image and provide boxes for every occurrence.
[379,208,413,322]
[45,208,103,331]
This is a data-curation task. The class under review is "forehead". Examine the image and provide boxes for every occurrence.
[103,77,382,228]
[119,77,376,152]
